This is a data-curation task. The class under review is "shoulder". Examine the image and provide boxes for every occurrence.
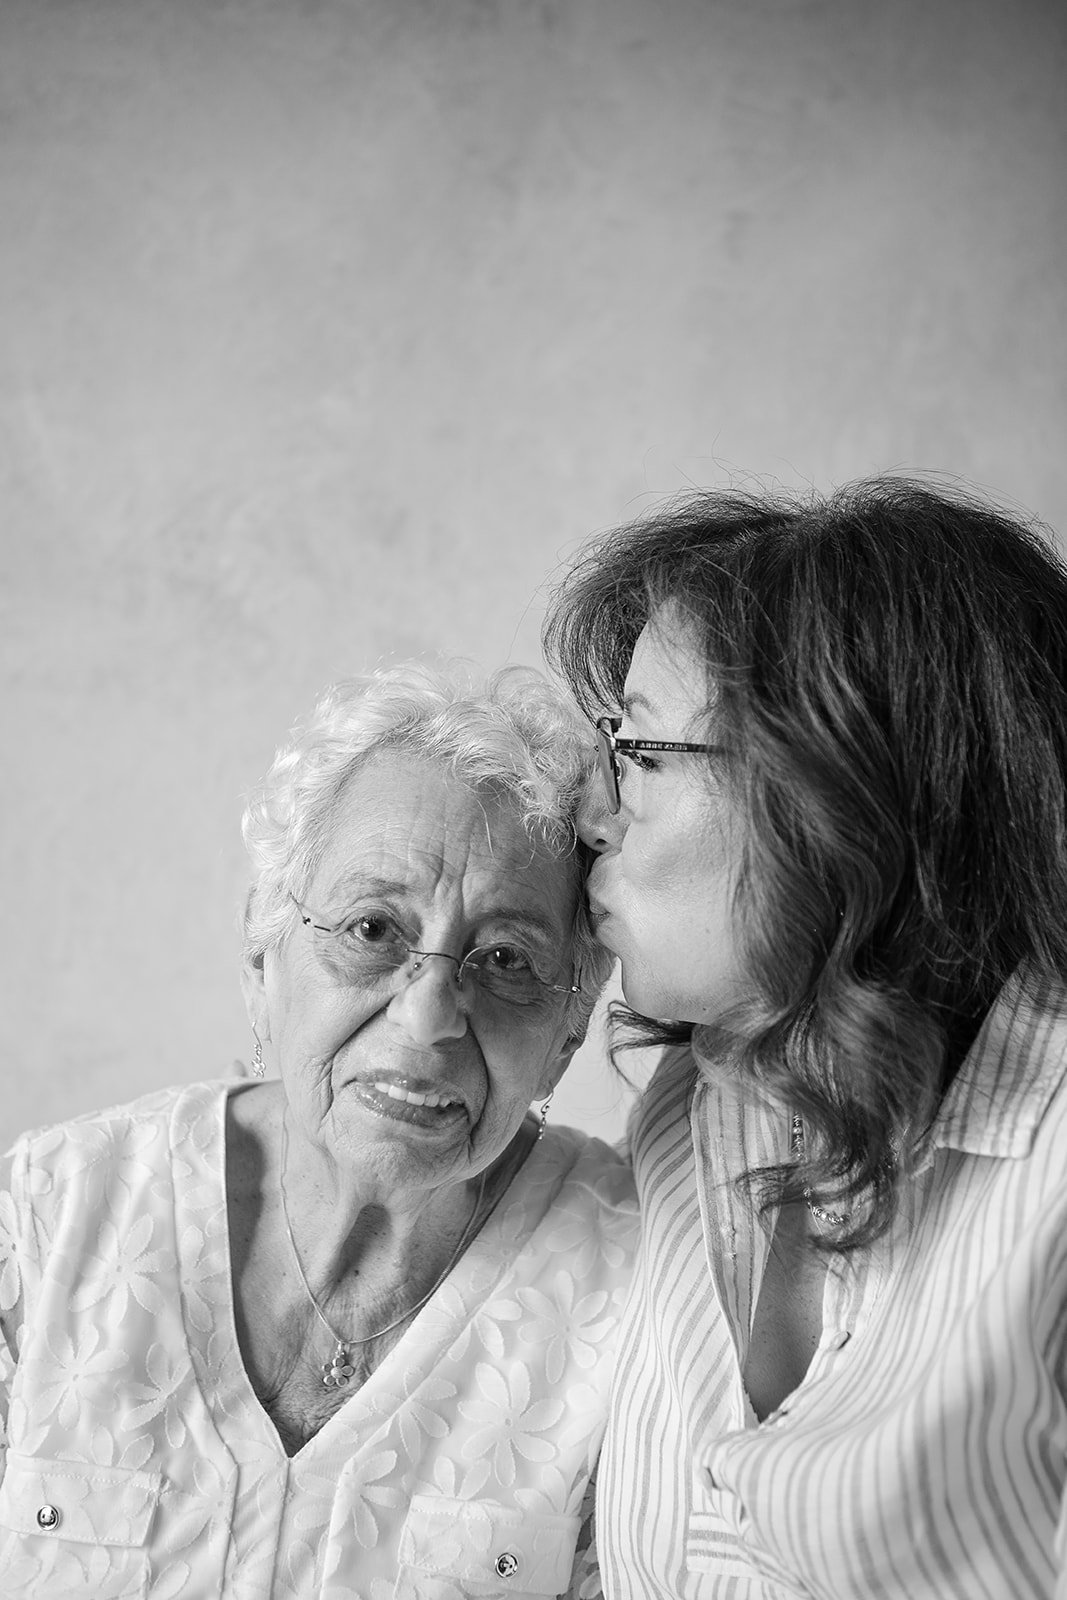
[5,1080,228,1194]
[627,1043,699,1161]
[938,975,1067,1175]
[505,1125,639,1287]
[539,1121,636,1214]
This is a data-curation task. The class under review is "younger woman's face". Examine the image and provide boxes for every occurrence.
[577,604,748,1026]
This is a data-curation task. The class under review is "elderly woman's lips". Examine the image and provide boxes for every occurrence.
[372,1082,460,1109]
[348,1076,468,1130]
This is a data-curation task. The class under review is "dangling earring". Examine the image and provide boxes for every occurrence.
[537,1089,554,1141]
[251,1035,266,1079]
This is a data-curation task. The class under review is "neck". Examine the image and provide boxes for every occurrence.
[225,1086,540,1424]
[278,1125,480,1306]
[266,1091,539,1314]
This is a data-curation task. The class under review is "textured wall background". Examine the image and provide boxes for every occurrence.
[3,0,1066,1151]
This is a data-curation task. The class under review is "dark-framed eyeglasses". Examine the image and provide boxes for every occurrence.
[595,713,725,815]
[288,894,580,1006]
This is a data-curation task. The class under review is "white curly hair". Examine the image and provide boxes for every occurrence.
[241,659,613,1041]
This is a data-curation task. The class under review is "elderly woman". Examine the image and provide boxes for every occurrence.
[544,478,1067,1600]
[0,662,637,1600]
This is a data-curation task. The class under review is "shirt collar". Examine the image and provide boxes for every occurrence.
[928,970,1067,1160]
[692,972,1067,1165]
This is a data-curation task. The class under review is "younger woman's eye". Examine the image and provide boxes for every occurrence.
[621,749,658,774]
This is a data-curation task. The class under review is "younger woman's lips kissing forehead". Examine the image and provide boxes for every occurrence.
[585,873,613,925]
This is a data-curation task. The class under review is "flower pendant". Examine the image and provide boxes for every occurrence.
[322,1341,356,1388]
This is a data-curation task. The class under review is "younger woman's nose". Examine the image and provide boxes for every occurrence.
[576,770,617,852]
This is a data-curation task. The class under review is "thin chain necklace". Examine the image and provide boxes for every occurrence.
[279,1116,488,1388]
[790,1114,848,1228]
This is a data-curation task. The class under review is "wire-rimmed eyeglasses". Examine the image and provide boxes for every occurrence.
[595,713,725,815]
[289,895,580,1006]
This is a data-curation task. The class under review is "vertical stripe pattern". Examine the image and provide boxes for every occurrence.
[598,978,1067,1599]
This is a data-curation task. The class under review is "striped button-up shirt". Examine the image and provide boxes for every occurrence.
[597,975,1067,1599]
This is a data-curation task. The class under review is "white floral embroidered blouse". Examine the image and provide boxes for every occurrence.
[0,1081,638,1600]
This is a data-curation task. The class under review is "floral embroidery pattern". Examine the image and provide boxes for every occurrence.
[0,1083,637,1597]
[459,1363,565,1487]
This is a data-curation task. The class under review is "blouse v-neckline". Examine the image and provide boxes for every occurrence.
[171,1082,551,1466]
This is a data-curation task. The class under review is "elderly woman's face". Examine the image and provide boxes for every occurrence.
[578,603,747,1026]
[251,752,579,1194]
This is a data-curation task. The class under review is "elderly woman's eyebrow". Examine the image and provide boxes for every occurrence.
[323,874,412,906]
[476,905,566,948]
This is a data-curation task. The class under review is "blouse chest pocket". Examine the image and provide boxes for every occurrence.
[395,1494,581,1599]
[0,1452,161,1599]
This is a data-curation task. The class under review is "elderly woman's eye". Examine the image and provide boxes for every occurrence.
[342,914,394,944]
[472,944,550,1004]
[483,945,533,973]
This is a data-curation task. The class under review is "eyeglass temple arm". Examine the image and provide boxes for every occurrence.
[611,735,722,755]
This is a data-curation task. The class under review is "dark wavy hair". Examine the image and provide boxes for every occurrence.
[543,477,1067,1250]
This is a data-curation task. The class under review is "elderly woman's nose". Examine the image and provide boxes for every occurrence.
[387,959,470,1044]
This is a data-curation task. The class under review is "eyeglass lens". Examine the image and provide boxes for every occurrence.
[595,717,622,815]
[316,933,569,1004]
[293,897,575,1001]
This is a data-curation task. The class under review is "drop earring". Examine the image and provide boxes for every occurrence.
[251,1035,266,1079]
[537,1089,554,1141]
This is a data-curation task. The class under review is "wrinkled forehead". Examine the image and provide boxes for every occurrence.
[314,752,578,926]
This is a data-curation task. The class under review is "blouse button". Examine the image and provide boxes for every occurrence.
[494,1551,520,1578]
[36,1504,61,1531]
